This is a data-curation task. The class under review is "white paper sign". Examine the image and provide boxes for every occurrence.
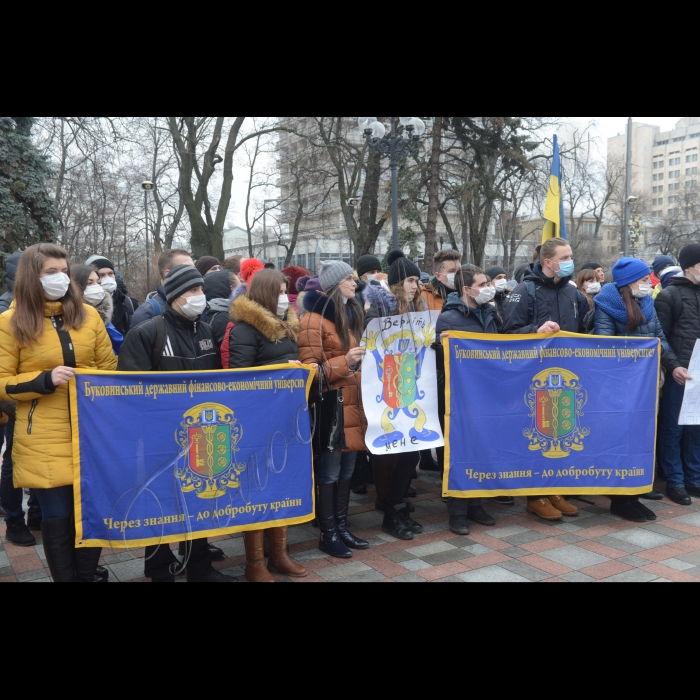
[361,310,445,455]
[679,340,700,425]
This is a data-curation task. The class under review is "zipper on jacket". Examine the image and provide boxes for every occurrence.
[27,399,38,435]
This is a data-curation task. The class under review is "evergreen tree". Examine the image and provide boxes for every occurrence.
[0,117,55,272]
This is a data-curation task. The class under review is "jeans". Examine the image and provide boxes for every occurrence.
[317,451,356,486]
[658,379,700,489]
[33,486,74,521]
[0,419,42,526]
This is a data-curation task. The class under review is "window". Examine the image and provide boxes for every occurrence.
[653,210,663,217]
[669,182,680,191]
[654,173,664,181]
[674,137,686,143]
[670,157,681,166]
[670,170,681,178]
[687,154,699,163]
[669,195,680,204]
[687,167,698,175]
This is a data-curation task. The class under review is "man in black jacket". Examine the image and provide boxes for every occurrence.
[655,243,700,506]
[131,249,194,329]
[503,239,588,522]
[118,265,236,583]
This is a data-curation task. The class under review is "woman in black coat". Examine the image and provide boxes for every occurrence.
[228,269,310,583]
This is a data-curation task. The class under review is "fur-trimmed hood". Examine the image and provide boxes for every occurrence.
[89,292,114,325]
[230,295,300,343]
[303,289,337,325]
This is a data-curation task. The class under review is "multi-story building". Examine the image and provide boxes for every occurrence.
[608,118,700,258]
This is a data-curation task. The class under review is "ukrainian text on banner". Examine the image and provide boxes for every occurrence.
[70,366,315,549]
[444,333,660,498]
[361,311,444,455]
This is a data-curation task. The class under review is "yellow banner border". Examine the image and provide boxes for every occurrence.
[442,332,661,499]
[71,364,317,549]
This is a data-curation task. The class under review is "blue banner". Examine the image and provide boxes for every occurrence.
[444,333,660,498]
[70,367,315,549]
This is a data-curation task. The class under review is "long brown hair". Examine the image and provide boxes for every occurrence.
[576,270,597,310]
[327,285,364,351]
[390,282,426,315]
[619,286,645,333]
[11,244,87,347]
[248,269,287,317]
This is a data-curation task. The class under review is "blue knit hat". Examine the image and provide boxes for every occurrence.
[652,255,675,276]
[612,258,651,289]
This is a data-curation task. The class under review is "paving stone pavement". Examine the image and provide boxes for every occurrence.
[3,472,700,583]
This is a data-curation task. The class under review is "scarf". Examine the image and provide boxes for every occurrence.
[594,283,655,325]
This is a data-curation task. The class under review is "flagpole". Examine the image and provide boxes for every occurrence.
[623,117,633,257]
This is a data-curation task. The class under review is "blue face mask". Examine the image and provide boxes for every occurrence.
[555,260,575,279]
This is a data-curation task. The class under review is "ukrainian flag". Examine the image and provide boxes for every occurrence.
[541,135,568,244]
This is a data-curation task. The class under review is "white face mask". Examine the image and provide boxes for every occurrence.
[585,283,601,295]
[469,286,497,306]
[41,273,71,302]
[277,294,290,317]
[633,284,652,299]
[101,277,118,294]
[494,279,508,294]
[445,273,457,290]
[177,294,207,320]
[365,274,378,283]
[84,284,105,305]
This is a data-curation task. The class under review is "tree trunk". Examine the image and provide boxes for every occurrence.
[424,117,443,274]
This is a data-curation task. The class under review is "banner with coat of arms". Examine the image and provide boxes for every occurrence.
[70,367,315,549]
[361,311,444,455]
[443,333,660,498]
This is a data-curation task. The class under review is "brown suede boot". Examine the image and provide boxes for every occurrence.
[526,498,563,521]
[548,496,579,518]
[244,531,275,583]
[267,527,308,578]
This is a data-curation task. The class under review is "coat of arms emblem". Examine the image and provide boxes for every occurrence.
[523,368,589,459]
[175,403,246,500]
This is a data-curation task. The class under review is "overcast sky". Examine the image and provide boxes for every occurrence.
[227,117,683,224]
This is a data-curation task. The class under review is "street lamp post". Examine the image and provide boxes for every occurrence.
[623,116,633,257]
[359,117,427,252]
[142,181,156,292]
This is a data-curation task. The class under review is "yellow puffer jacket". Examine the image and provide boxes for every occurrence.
[0,302,118,489]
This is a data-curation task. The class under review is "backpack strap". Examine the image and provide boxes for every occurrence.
[151,315,168,370]
[148,297,162,317]
[525,281,538,326]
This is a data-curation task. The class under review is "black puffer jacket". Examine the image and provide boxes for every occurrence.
[0,252,22,314]
[111,287,136,338]
[117,307,220,372]
[228,295,300,368]
[503,263,589,335]
[655,276,700,372]
[437,293,502,335]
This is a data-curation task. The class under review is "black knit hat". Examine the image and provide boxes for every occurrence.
[195,256,222,277]
[357,254,383,279]
[581,262,602,272]
[387,251,421,287]
[679,244,700,272]
[165,265,205,305]
[485,265,506,280]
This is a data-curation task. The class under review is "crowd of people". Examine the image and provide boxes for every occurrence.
[0,238,699,584]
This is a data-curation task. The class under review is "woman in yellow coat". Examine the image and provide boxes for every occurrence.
[0,244,117,582]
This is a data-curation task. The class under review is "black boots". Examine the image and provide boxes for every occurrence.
[41,518,77,583]
[5,522,36,547]
[467,506,496,527]
[382,503,418,541]
[317,484,352,559]
[610,497,657,523]
[667,488,692,506]
[75,547,103,583]
[336,481,369,551]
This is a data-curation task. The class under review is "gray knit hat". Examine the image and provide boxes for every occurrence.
[319,260,354,293]
[165,265,205,305]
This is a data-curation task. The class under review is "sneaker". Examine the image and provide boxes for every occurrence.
[526,498,563,522]
[548,496,579,518]
[450,516,471,537]
[5,522,36,547]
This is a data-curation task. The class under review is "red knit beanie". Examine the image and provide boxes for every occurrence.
[240,258,264,283]
[282,266,310,295]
